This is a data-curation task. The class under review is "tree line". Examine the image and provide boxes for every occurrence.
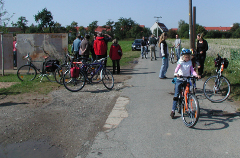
[167,20,240,39]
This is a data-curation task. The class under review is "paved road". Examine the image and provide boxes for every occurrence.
[86,48,240,158]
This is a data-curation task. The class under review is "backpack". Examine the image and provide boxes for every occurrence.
[45,60,59,72]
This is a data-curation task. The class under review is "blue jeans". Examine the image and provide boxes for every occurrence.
[141,46,147,57]
[159,57,169,78]
[175,48,180,61]
[172,79,184,111]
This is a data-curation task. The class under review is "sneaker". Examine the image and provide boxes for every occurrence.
[170,111,175,119]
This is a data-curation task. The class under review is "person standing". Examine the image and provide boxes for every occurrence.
[149,34,157,61]
[173,34,181,61]
[196,33,208,77]
[13,36,17,67]
[71,34,81,60]
[80,34,90,60]
[159,32,169,79]
[109,39,122,74]
[90,35,96,61]
[93,32,107,61]
[141,37,147,59]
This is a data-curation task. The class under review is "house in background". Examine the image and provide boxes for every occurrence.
[170,26,231,32]
[150,22,169,37]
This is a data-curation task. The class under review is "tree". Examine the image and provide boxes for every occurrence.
[168,29,177,38]
[196,25,207,35]
[103,20,114,37]
[34,8,54,33]
[230,23,240,32]
[88,20,98,36]
[177,20,189,38]
[114,17,136,39]
[16,16,28,33]
[0,0,14,32]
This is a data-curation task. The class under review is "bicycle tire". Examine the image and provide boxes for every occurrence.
[181,94,200,128]
[54,65,69,85]
[63,70,86,92]
[45,71,56,82]
[203,75,230,103]
[17,65,37,81]
[101,68,114,90]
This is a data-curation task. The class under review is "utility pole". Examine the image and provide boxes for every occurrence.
[154,16,162,38]
[189,0,193,49]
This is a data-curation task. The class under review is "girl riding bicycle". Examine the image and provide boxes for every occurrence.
[170,49,200,119]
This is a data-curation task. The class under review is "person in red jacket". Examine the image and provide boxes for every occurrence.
[109,39,122,74]
[93,32,107,61]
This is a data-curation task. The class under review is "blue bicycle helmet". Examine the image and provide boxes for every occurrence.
[181,48,191,55]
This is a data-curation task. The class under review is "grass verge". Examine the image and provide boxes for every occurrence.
[1,40,140,95]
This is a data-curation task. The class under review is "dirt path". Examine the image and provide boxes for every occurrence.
[0,63,136,158]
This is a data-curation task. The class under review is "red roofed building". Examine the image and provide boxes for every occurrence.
[204,26,231,31]
[170,26,231,32]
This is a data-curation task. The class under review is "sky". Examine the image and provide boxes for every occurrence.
[3,0,240,29]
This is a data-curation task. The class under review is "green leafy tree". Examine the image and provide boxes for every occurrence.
[15,16,28,33]
[232,28,240,38]
[103,20,114,37]
[0,0,14,32]
[230,23,240,32]
[88,20,98,36]
[177,20,189,38]
[168,29,177,38]
[196,25,207,35]
[114,17,136,39]
[78,26,86,36]
[34,8,54,33]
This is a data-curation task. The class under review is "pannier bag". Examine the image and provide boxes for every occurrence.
[70,66,80,78]
[45,60,59,72]
[214,57,229,69]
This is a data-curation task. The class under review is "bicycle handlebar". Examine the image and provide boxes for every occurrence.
[174,76,198,80]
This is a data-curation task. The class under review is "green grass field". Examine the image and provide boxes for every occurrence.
[168,38,240,101]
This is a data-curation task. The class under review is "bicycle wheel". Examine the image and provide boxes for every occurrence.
[17,65,37,81]
[101,68,114,90]
[171,54,174,64]
[55,65,69,85]
[181,94,200,128]
[45,71,56,82]
[203,75,231,102]
[63,70,86,92]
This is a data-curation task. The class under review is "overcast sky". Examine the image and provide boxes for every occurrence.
[4,0,239,29]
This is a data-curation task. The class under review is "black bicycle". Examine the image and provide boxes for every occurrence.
[63,57,114,92]
[17,49,59,82]
[54,53,74,85]
[203,54,230,102]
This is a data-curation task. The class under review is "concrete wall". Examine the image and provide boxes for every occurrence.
[0,34,14,70]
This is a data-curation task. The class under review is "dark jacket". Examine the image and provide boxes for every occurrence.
[196,39,208,57]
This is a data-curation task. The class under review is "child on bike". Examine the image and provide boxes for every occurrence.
[170,49,200,119]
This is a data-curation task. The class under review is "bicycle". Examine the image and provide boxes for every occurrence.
[169,47,175,64]
[175,76,200,128]
[203,54,230,103]
[54,52,74,85]
[17,48,59,82]
[63,57,114,92]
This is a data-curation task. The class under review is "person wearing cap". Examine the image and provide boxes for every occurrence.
[196,33,208,77]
